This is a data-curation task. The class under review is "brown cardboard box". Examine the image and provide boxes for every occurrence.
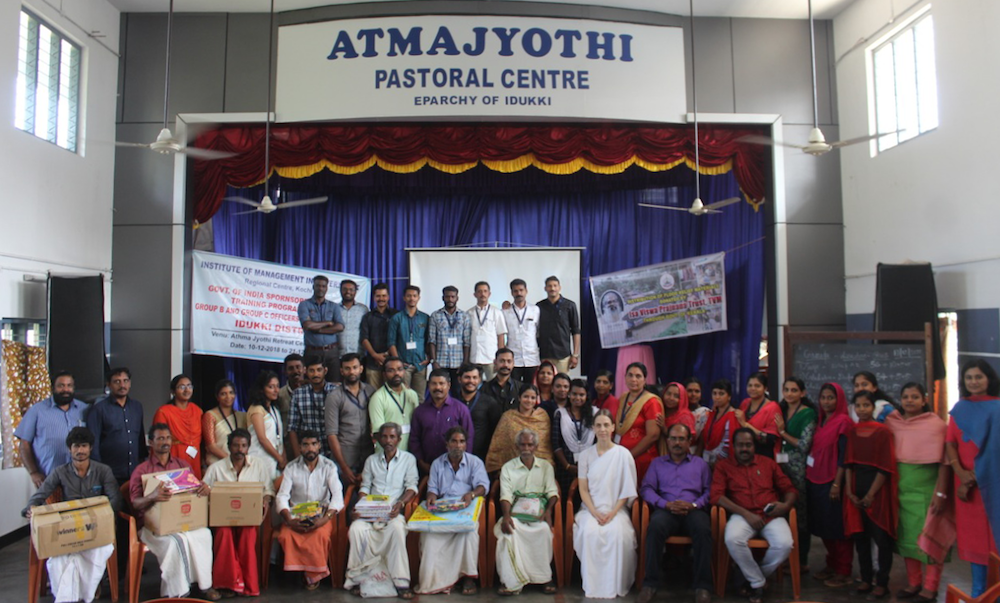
[209,482,264,527]
[31,496,114,559]
[142,471,208,535]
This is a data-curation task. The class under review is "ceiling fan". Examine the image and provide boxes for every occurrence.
[225,0,327,216]
[115,0,235,160]
[739,0,901,156]
[640,0,741,216]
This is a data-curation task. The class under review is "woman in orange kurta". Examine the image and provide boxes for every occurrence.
[604,362,662,482]
[153,374,205,480]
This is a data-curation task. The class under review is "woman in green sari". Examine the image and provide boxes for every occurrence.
[884,382,951,603]
[774,376,817,569]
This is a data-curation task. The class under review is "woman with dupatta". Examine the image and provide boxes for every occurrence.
[774,376,817,571]
[573,409,638,598]
[699,378,740,466]
[843,391,898,599]
[946,358,1000,597]
[885,382,950,603]
[654,382,695,455]
[806,382,855,587]
[736,372,782,459]
[604,362,662,482]
[154,373,205,479]
[486,385,553,473]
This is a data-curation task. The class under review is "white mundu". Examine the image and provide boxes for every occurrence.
[46,544,115,603]
[572,444,638,598]
[494,456,559,592]
[417,530,480,593]
[141,526,214,598]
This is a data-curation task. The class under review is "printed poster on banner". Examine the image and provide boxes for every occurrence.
[589,252,727,349]
[191,251,370,362]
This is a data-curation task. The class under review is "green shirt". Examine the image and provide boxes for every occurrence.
[369,384,419,452]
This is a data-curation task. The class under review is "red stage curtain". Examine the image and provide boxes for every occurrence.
[192,124,768,224]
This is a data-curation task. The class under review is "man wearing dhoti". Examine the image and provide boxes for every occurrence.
[275,429,345,590]
[416,426,489,595]
[495,428,559,596]
[345,422,418,599]
[24,427,120,603]
[129,423,219,600]
[202,427,275,596]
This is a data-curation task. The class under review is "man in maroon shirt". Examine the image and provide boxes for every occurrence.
[710,428,796,603]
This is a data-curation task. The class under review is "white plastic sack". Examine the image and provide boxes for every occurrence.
[346,556,397,598]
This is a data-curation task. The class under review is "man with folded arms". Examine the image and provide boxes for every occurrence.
[495,428,559,596]
[275,430,344,590]
[637,423,713,603]
[711,428,797,603]
[345,423,418,599]
[202,428,275,597]
[129,423,218,600]
[417,426,489,595]
[24,426,120,603]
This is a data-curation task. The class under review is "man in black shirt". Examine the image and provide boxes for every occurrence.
[455,363,502,460]
[536,276,581,374]
[360,282,398,389]
[483,348,524,412]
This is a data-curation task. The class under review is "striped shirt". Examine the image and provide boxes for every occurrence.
[428,307,473,369]
[290,383,336,457]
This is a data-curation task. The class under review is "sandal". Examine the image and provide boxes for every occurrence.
[897,586,922,599]
[749,586,765,603]
[913,593,938,603]
[497,587,521,596]
[461,577,478,596]
[398,588,415,599]
[305,581,320,592]
[350,586,362,597]
[813,567,835,581]
[542,582,558,595]
[856,583,874,595]
[867,586,889,600]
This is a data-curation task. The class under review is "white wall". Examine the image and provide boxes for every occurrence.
[0,0,120,537]
[835,0,1000,313]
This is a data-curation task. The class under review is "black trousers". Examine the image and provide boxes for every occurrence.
[643,507,714,591]
[855,513,894,587]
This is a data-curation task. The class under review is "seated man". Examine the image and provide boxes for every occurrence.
[129,423,218,600]
[345,422,418,599]
[638,423,713,603]
[202,428,275,597]
[417,426,489,595]
[495,428,559,596]
[710,428,797,603]
[23,426,120,603]
[275,429,344,590]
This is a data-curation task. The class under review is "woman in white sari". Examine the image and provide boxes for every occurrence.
[572,409,638,598]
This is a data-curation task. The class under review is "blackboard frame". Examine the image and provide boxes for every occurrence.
[783,323,937,417]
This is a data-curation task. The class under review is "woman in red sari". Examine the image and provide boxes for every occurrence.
[698,378,740,466]
[844,391,897,599]
[604,362,662,482]
[655,382,695,455]
[153,374,205,480]
[736,372,782,459]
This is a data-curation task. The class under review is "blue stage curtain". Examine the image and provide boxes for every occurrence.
[209,164,764,404]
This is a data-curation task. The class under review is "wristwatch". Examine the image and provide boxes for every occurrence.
[691,502,699,509]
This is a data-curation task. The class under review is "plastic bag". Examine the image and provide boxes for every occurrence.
[346,556,397,598]
[407,497,483,533]
[510,492,547,522]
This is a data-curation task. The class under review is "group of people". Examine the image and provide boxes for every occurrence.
[11,276,1000,603]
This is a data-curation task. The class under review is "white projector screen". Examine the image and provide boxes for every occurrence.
[408,247,584,368]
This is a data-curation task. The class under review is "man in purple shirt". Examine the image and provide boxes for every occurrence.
[638,423,713,603]
[409,369,474,474]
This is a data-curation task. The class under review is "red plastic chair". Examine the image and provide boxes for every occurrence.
[636,499,717,588]
[946,552,1000,603]
[484,479,565,588]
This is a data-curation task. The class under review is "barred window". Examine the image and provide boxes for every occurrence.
[870,8,938,154]
[15,8,81,153]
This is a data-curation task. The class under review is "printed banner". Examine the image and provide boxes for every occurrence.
[191,251,370,362]
[589,252,727,349]
[276,15,685,123]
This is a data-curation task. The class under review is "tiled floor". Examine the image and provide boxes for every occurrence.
[0,534,972,603]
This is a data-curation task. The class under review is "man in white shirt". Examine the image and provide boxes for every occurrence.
[502,279,541,383]
[275,430,345,590]
[345,423,419,599]
[467,281,507,382]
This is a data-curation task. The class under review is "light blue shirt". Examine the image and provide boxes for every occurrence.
[427,451,490,498]
[14,397,88,475]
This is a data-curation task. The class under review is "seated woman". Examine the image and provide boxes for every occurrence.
[486,385,553,473]
[604,362,662,482]
[572,409,638,598]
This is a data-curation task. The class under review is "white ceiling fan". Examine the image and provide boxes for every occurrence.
[115,0,235,160]
[640,0,741,216]
[225,0,327,216]
[739,0,901,156]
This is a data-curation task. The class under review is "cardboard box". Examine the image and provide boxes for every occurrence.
[31,496,114,559]
[142,471,209,536]
[209,482,264,527]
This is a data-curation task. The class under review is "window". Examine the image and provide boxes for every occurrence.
[15,8,81,153]
[870,8,938,153]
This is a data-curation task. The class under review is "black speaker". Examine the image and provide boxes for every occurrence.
[874,263,945,380]
[47,275,108,400]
